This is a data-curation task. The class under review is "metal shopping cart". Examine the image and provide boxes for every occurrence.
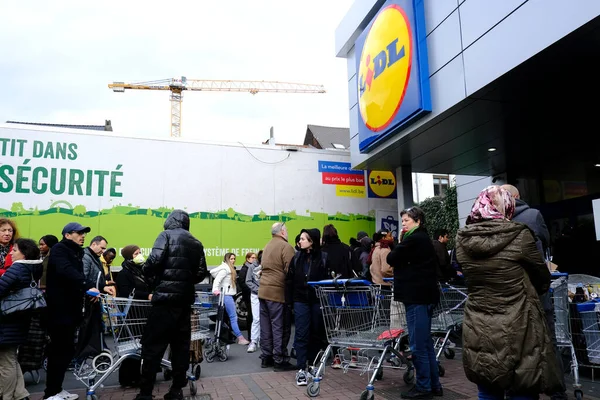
[550,273,582,400]
[307,279,412,400]
[79,293,209,400]
[202,288,231,363]
[430,283,468,376]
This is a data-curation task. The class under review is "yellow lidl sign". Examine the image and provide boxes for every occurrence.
[336,185,366,198]
[356,0,431,153]
[368,170,397,199]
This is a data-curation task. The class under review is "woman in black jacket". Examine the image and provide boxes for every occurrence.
[116,245,152,300]
[286,228,330,386]
[0,238,43,400]
[387,207,442,398]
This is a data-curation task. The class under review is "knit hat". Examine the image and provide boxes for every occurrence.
[121,245,140,261]
[357,231,368,241]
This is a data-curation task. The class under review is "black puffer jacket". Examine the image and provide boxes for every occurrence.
[386,227,440,305]
[321,237,354,278]
[117,260,152,300]
[0,260,43,345]
[143,210,207,306]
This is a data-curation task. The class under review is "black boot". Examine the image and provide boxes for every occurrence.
[164,388,183,400]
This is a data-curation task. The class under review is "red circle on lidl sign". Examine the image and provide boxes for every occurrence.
[358,4,413,132]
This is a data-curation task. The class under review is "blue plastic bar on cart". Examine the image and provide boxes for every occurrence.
[383,278,394,283]
[307,279,371,286]
[576,300,599,312]
[551,272,568,277]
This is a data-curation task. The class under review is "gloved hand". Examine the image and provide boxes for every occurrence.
[212,289,220,296]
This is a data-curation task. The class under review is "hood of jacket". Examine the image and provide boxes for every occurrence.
[164,209,190,231]
[301,228,321,252]
[512,198,530,220]
[210,262,230,278]
[456,220,523,258]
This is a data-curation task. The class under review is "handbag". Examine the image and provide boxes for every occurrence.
[0,274,47,316]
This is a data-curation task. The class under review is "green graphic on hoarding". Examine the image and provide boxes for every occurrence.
[4,203,375,266]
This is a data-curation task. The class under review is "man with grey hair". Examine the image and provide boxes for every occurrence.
[258,222,296,371]
[501,184,567,399]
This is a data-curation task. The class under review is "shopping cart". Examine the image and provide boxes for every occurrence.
[307,279,412,400]
[550,273,582,400]
[431,283,467,376]
[79,293,202,400]
[191,291,219,373]
[203,288,231,363]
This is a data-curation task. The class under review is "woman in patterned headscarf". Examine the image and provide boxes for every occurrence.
[455,186,561,398]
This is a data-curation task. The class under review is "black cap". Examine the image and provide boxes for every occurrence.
[357,231,368,240]
[61,222,91,236]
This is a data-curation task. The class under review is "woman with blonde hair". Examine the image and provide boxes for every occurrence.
[211,253,250,345]
[456,185,561,398]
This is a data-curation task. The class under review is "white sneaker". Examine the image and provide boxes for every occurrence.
[247,342,257,353]
[58,390,79,400]
[45,396,64,400]
[296,369,308,386]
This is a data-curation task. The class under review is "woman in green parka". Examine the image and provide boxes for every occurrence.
[456,185,562,399]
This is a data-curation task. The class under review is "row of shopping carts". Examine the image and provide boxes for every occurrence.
[304,273,586,400]
[75,289,224,400]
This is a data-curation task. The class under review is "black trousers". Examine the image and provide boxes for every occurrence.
[139,305,191,395]
[44,323,77,398]
[243,293,252,342]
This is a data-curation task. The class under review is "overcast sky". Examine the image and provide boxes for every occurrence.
[0,1,353,145]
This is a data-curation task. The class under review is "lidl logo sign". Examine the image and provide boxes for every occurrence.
[356,0,431,153]
[368,170,397,199]
[359,5,412,132]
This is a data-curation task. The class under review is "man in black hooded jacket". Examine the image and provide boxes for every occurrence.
[136,210,207,400]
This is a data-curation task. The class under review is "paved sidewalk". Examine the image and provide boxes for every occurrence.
[29,357,600,400]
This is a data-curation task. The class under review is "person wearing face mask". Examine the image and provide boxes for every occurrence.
[116,245,152,300]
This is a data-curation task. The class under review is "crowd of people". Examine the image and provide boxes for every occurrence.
[0,183,571,399]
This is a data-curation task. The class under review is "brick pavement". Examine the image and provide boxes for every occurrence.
[29,357,600,400]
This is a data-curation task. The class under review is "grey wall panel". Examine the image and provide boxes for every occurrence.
[455,174,492,227]
[459,0,527,48]
[463,0,600,96]
[349,103,359,140]
[426,10,463,75]
[347,46,357,81]
[350,131,369,167]
[424,0,459,35]
[348,75,359,111]
[428,56,467,115]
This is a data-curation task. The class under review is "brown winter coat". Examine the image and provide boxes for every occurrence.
[456,220,562,395]
[258,235,295,303]
[369,244,393,285]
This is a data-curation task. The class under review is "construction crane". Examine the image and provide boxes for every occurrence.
[108,76,326,137]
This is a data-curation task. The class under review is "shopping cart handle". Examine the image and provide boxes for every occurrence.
[307,279,372,286]
[551,272,568,277]
[86,290,101,297]
[383,278,394,283]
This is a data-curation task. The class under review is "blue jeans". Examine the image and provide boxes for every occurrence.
[224,295,242,338]
[294,302,325,370]
[478,386,538,400]
[405,304,441,391]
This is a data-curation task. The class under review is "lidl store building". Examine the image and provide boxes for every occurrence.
[336,0,600,275]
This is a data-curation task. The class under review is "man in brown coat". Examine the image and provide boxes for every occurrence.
[258,222,296,371]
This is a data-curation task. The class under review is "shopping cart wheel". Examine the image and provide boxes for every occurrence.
[218,352,228,362]
[403,369,414,384]
[438,363,445,377]
[575,390,583,400]
[164,368,172,381]
[307,381,320,397]
[43,357,48,371]
[443,348,455,360]
[92,351,113,374]
[193,363,201,380]
[189,380,197,396]
[360,389,374,400]
[204,351,215,363]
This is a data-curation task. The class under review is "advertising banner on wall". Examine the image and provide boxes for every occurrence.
[0,127,396,265]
